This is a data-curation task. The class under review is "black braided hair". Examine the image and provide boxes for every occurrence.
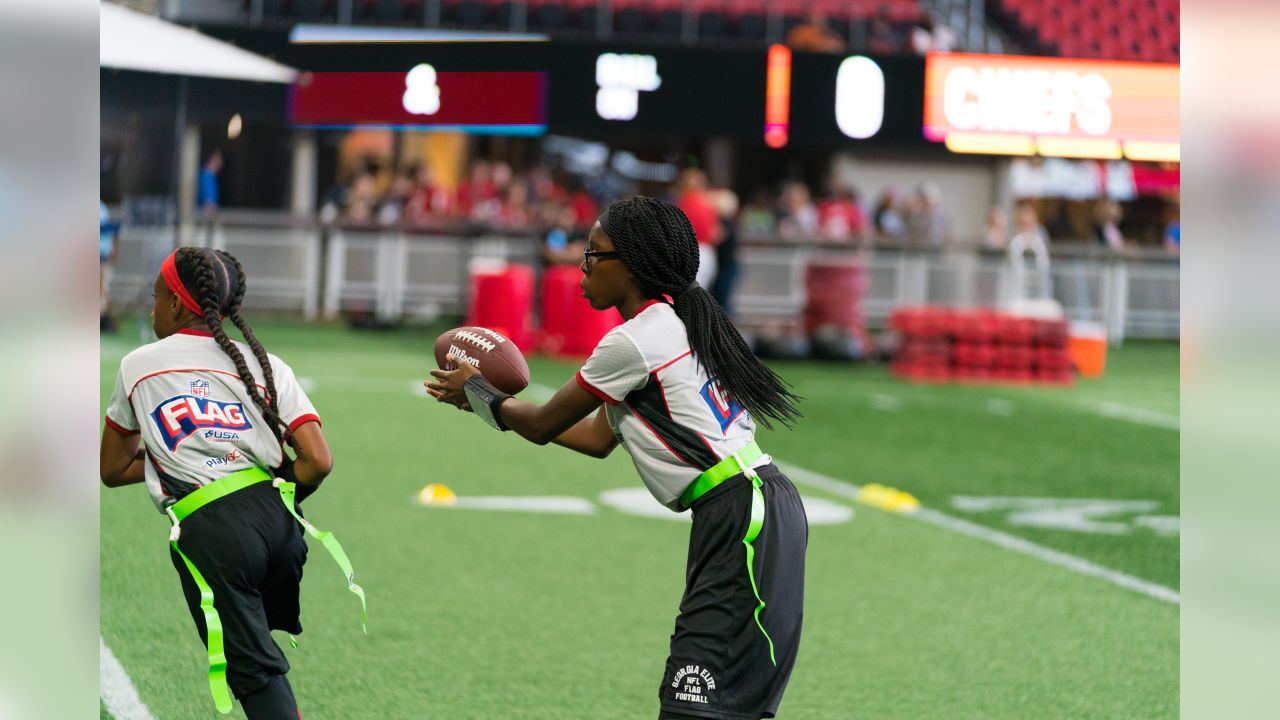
[173,247,285,443]
[216,249,285,442]
[601,196,802,429]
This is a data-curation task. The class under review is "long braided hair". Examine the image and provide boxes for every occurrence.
[602,196,802,429]
[172,247,285,443]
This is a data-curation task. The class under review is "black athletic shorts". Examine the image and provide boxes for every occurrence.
[659,463,808,720]
[168,480,308,698]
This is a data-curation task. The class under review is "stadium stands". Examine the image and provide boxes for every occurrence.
[988,0,1180,62]
[245,0,1178,63]
[252,0,929,50]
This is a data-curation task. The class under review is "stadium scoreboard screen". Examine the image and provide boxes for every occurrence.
[545,43,767,140]
[548,44,925,147]
[785,53,927,147]
[290,69,548,135]
[279,39,926,146]
[276,38,1177,159]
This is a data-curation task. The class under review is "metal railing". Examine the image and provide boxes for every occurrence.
[106,213,1178,343]
[733,238,1179,343]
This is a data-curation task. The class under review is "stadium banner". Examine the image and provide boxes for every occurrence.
[289,69,548,135]
[923,52,1180,162]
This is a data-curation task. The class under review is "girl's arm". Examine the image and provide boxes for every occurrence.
[427,364,605,449]
[286,421,333,486]
[550,407,619,459]
[100,426,145,487]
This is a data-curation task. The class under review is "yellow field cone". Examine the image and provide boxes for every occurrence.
[417,483,458,506]
[857,483,919,514]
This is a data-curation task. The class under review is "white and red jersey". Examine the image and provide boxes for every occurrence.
[105,328,320,512]
[576,301,757,511]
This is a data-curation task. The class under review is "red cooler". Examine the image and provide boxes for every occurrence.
[539,265,623,357]
[466,263,536,352]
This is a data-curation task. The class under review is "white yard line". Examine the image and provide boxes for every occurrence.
[869,393,902,412]
[775,461,1179,605]
[525,383,557,402]
[911,507,1180,603]
[985,398,1014,416]
[1081,401,1180,431]
[425,496,598,514]
[100,637,156,720]
[422,379,1177,602]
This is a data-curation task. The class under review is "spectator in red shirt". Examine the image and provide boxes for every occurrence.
[497,181,533,228]
[455,160,497,219]
[674,168,723,288]
[817,182,866,243]
[405,163,451,224]
[528,166,567,206]
[567,179,599,229]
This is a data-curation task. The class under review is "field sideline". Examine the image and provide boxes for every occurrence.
[100,321,1178,719]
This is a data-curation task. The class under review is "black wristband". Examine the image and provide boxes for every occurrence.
[463,375,512,431]
[296,478,322,502]
[278,454,322,501]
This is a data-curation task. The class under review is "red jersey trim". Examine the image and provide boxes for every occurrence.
[636,299,664,315]
[575,371,620,406]
[129,368,266,400]
[287,414,322,432]
[653,350,693,375]
[175,328,213,337]
[103,415,139,436]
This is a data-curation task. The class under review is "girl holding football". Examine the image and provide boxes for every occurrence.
[428,196,808,720]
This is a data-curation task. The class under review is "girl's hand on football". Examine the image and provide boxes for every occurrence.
[425,364,480,410]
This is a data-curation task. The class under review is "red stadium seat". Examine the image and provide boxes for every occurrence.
[731,0,769,13]
[983,0,1178,61]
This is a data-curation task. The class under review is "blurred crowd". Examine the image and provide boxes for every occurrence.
[321,157,1180,265]
[321,158,601,234]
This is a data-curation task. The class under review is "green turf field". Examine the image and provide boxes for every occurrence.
[100,320,1178,719]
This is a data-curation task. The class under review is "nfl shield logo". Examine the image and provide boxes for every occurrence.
[190,379,211,398]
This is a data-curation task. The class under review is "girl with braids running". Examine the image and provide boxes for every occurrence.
[428,196,808,720]
[101,247,363,719]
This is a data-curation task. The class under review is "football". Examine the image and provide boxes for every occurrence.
[434,326,530,394]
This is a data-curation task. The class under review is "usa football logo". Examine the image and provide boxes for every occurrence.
[150,395,252,451]
[700,378,745,433]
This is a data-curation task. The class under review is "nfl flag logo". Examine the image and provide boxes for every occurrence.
[190,379,211,398]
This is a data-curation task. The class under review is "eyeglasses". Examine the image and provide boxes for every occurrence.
[582,249,621,273]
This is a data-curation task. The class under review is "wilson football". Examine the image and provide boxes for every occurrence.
[434,326,530,394]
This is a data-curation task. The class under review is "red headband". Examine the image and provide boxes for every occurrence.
[160,251,205,316]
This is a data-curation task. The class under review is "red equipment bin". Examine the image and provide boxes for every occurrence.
[465,263,536,352]
[539,265,623,357]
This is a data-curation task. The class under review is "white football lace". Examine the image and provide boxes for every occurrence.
[453,330,496,353]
